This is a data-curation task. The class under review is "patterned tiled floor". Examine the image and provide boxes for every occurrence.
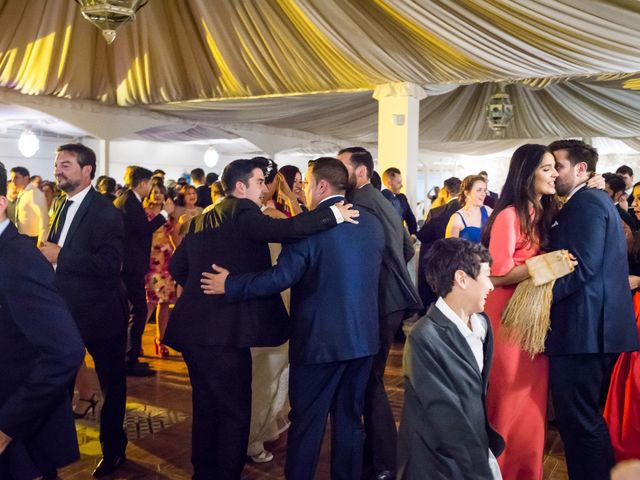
[58,324,569,479]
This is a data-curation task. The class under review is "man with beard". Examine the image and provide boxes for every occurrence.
[337,147,422,480]
[39,144,129,478]
[547,139,639,480]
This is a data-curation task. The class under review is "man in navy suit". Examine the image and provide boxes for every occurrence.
[207,157,385,480]
[0,161,85,479]
[381,167,418,236]
[547,140,639,480]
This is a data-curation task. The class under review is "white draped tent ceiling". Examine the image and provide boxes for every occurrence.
[0,0,639,154]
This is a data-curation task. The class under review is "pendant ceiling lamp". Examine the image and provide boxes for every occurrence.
[486,84,514,138]
[75,0,149,44]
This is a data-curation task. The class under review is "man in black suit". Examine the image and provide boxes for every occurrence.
[604,173,640,231]
[338,148,422,480]
[416,177,462,314]
[191,167,212,209]
[0,161,85,480]
[39,144,130,478]
[381,167,418,236]
[114,167,174,375]
[478,171,499,208]
[208,158,385,479]
[616,164,634,204]
[165,159,357,479]
[548,140,639,480]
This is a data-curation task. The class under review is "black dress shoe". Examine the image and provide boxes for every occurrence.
[92,455,126,478]
[41,470,58,480]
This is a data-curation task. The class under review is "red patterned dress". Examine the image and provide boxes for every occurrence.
[144,209,176,304]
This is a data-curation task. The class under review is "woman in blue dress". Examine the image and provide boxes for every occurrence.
[446,174,492,243]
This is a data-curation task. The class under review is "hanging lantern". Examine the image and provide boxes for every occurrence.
[204,146,219,168]
[75,0,149,44]
[18,129,39,158]
[485,85,514,138]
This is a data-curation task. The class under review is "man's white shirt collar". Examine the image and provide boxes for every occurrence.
[565,181,587,202]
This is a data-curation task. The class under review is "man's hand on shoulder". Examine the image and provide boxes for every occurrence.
[201,264,230,294]
[335,201,359,224]
[0,430,12,454]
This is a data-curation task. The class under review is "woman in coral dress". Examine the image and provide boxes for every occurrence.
[482,144,561,480]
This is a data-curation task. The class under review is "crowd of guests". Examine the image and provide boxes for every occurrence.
[0,140,639,480]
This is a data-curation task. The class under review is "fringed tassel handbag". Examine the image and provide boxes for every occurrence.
[501,250,574,356]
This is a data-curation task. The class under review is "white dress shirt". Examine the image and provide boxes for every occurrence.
[435,297,503,480]
[15,183,49,241]
[57,185,92,247]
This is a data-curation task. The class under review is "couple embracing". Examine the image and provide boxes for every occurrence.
[483,140,638,480]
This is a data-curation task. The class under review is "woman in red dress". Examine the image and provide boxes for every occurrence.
[481,144,561,480]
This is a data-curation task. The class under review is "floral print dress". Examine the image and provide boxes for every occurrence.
[144,209,176,304]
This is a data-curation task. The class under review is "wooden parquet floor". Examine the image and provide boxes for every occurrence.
[58,325,569,479]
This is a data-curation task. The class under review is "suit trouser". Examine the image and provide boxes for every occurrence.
[286,356,374,480]
[549,353,619,480]
[84,334,128,459]
[181,345,252,480]
[362,310,404,476]
[121,271,148,365]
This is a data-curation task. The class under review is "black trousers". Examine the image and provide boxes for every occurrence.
[549,353,619,480]
[121,272,147,365]
[286,356,373,480]
[362,310,404,477]
[181,345,252,480]
[84,334,128,459]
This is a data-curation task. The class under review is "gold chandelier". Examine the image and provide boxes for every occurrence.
[75,0,149,44]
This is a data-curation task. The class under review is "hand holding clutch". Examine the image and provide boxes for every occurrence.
[525,249,575,286]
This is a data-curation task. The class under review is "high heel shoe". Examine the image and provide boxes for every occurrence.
[154,338,170,358]
[74,393,98,419]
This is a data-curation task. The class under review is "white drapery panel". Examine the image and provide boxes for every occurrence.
[0,0,638,105]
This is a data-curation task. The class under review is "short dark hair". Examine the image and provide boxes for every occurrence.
[0,162,6,197]
[57,143,97,179]
[131,166,153,188]
[310,157,349,193]
[443,177,462,195]
[423,238,492,298]
[206,171,219,186]
[616,165,633,177]
[604,173,626,197]
[478,170,489,177]
[190,168,205,182]
[211,180,225,198]
[548,139,598,173]
[97,176,116,194]
[10,166,29,179]
[338,146,374,179]
[383,167,401,177]
[221,159,262,195]
[153,169,166,176]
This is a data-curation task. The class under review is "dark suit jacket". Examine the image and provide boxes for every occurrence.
[348,184,422,316]
[483,190,498,209]
[165,196,338,349]
[114,189,166,275]
[0,222,84,477]
[415,199,461,313]
[52,188,128,342]
[226,196,385,365]
[548,186,639,355]
[397,305,504,479]
[381,190,418,235]
[195,185,212,209]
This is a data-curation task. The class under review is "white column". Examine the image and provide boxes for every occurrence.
[95,139,110,177]
[373,82,426,206]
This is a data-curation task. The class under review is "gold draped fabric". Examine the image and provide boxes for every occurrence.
[0,0,639,148]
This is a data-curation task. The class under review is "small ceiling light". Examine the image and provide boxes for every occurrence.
[486,84,514,138]
[18,129,39,158]
[75,0,149,44]
[204,146,219,168]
